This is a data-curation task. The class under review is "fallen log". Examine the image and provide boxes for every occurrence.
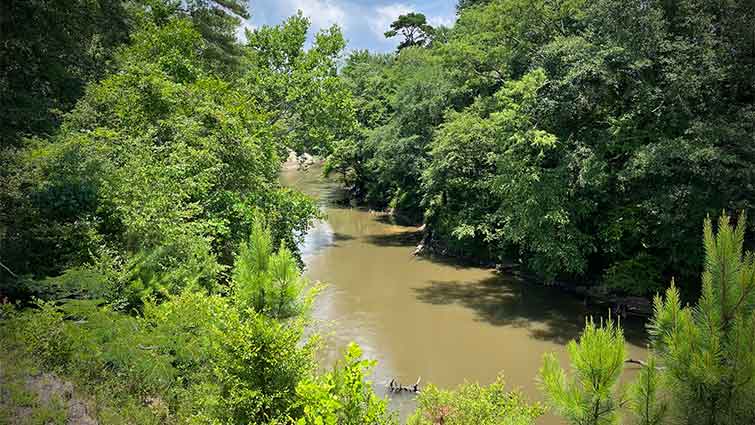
[389,376,421,393]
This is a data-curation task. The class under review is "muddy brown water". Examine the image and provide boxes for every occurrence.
[281,163,647,424]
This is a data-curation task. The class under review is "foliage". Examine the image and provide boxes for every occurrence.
[1,4,326,297]
[297,343,396,425]
[456,0,492,12]
[233,220,315,318]
[539,317,626,425]
[0,0,131,146]
[17,300,73,370]
[648,213,755,425]
[327,47,457,222]
[384,12,435,51]
[3,1,755,424]
[333,0,755,294]
[242,13,356,156]
[540,212,755,425]
[407,374,544,425]
[423,68,591,275]
[626,356,667,425]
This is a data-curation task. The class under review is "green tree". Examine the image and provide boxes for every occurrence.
[625,356,667,425]
[243,13,356,156]
[183,0,250,74]
[1,10,324,293]
[0,0,131,146]
[539,317,626,425]
[384,13,435,51]
[328,47,457,222]
[648,213,755,425]
[340,0,755,295]
[233,220,314,319]
[456,0,492,13]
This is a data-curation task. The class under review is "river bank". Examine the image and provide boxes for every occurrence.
[281,161,648,424]
[320,160,654,320]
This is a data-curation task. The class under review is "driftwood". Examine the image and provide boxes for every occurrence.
[625,358,666,370]
[610,297,653,318]
[389,377,421,393]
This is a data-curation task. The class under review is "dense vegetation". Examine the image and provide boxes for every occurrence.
[1,0,753,424]
[1,1,390,423]
[326,0,754,297]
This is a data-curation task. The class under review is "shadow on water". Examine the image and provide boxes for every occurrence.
[414,275,650,347]
[373,213,421,227]
[364,230,423,247]
[414,276,585,344]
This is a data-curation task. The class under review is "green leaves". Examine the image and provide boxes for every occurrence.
[384,12,435,51]
[337,0,754,295]
[243,13,355,156]
[648,212,755,425]
[233,220,312,319]
[626,356,667,425]
[539,317,626,425]
[408,374,543,425]
[297,343,395,425]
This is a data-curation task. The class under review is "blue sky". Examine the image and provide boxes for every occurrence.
[240,0,457,52]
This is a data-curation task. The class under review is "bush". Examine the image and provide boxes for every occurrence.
[408,375,543,425]
[297,343,396,425]
[19,300,73,370]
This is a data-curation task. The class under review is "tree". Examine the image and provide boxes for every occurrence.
[296,343,396,425]
[384,12,435,50]
[183,0,250,74]
[648,213,755,425]
[541,212,755,425]
[539,317,626,425]
[243,13,356,156]
[1,7,327,297]
[0,0,131,146]
[456,0,492,13]
[233,220,315,319]
[344,0,755,295]
[625,356,667,425]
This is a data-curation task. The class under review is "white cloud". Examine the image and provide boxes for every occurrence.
[286,0,348,31]
[369,3,414,38]
[427,14,454,29]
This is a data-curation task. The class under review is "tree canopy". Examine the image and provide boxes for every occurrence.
[384,12,435,51]
[329,0,755,296]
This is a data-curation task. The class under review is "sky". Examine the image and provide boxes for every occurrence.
[241,0,457,52]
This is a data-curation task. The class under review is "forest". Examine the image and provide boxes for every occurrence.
[0,0,753,424]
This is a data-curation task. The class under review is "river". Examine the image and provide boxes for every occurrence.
[281,162,647,424]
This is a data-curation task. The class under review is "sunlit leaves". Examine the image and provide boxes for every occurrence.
[649,213,755,425]
[539,317,626,425]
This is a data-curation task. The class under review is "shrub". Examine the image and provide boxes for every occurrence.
[408,374,543,425]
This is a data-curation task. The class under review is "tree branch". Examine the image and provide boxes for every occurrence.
[626,358,665,370]
[0,259,17,278]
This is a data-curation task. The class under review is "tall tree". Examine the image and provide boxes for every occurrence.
[649,213,755,425]
[384,12,435,50]
[183,0,250,74]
